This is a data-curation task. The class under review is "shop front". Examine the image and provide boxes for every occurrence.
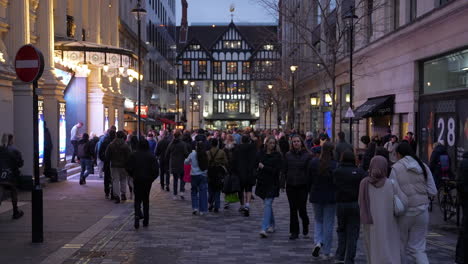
[419,47,468,166]
[354,95,395,139]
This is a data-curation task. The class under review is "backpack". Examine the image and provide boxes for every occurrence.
[0,148,14,184]
[439,154,451,179]
[207,149,226,191]
[77,142,87,159]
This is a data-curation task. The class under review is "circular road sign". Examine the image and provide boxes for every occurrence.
[15,45,44,83]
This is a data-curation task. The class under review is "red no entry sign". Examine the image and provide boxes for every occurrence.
[15,45,44,83]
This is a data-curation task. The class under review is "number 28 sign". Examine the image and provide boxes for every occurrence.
[436,116,457,147]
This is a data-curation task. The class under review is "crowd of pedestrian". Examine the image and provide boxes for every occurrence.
[1,122,467,264]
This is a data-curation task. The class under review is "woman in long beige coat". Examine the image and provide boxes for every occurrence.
[359,156,406,264]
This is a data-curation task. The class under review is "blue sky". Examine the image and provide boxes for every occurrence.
[176,0,277,25]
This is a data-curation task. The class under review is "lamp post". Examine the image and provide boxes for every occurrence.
[343,6,358,145]
[268,84,273,130]
[290,65,298,129]
[131,0,147,139]
[190,81,195,130]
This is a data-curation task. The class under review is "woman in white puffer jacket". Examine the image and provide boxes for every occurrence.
[390,142,437,264]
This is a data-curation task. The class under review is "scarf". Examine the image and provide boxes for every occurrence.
[359,156,388,224]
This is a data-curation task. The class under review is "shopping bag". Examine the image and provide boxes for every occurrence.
[183,164,191,183]
[225,193,240,203]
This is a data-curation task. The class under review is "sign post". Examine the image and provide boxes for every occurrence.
[15,44,45,243]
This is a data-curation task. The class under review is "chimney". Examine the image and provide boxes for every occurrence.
[180,0,188,43]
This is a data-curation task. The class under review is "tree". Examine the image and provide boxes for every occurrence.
[259,0,389,138]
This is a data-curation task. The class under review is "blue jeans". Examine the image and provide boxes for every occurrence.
[312,203,336,255]
[173,173,185,196]
[191,175,208,212]
[80,158,93,179]
[208,187,221,209]
[261,198,275,231]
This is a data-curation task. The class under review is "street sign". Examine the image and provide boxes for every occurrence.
[345,107,355,118]
[15,45,44,83]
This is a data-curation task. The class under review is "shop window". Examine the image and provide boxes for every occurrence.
[213,61,221,74]
[242,62,251,74]
[423,48,468,94]
[182,60,191,73]
[189,44,200,50]
[198,60,207,73]
[223,41,241,49]
[227,62,237,74]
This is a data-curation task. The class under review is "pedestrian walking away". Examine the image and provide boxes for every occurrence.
[166,131,190,200]
[185,141,209,215]
[359,156,406,264]
[156,130,172,192]
[390,142,437,264]
[207,138,228,213]
[309,142,338,260]
[282,135,311,240]
[70,121,83,163]
[105,131,132,203]
[255,136,282,238]
[126,138,159,229]
[333,151,366,264]
[77,133,94,185]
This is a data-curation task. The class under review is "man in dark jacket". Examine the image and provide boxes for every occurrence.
[430,143,452,188]
[127,139,159,229]
[99,129,116,199]
[106,131,131,203]
[456,151,468,264]
[0,137,24,220]
[166,132,190,200]
[335,131,353,161]
[232,135,256,216]
[333,151,366,264]
[155,130,171,191]
[77,133,94,185]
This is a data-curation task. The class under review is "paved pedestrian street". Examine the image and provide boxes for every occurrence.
[0,173,460,264]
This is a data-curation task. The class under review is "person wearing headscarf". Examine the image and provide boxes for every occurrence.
[359,156,404,264]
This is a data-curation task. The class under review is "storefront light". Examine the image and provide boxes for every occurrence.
[116,77,121,83]
[346,93,350,103]
[119,66,125,74]
[310,96,318,106]
[325,93,332,105]
[103,64,109,72]
[129,76,134,82]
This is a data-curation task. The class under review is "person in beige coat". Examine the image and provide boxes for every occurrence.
[359,156,405,264]
[390,142,437,264]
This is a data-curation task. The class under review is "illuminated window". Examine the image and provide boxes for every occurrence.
[263,44,274,50]
[182,60,191,73]
[242,62,250,74]
[198,60,207,73]
[223,41,241,49]
[189,44,200,50]
[227,62,237,74]
[213,61,221,74]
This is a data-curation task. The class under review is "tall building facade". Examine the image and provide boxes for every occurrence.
[176,2,281,129]
[0,0,175,181]
[281,0,468,164]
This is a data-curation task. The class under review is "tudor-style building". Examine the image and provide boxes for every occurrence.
[176,18,280,129]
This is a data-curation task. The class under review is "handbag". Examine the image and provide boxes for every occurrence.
[183,164,191,183]
[391,179,406,216]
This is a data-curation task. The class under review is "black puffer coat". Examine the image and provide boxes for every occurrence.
[127,150,159,182]
[255,151,282,199]
[282,149,311,187]
[308,158,338,204]
[231,143,257,186]
[333,162,366,203]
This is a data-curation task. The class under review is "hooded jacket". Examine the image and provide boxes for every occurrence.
[231,143,257,186]
[105,138,131,168]
[390,156,437,208]
[283,149,311,187]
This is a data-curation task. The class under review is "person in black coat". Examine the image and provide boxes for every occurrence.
[43,121,54,179]
[429,143,452,188]
[456,151,468,264]
[282,135,311,240]
[333,151,366,264]
[155,131,171,191]
[99,129,116,199]
[308,142,338,259]
[256,136,282,238]
[127,139,159,229]
[231,135,257,216]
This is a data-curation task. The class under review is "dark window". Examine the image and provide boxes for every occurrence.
[367,0,374,41]
[182,60,191,73]
[214,82,226,93]
[198,61,207,73]
[227,62,237,74]
[393,0,400,29]
[213,61,221,74]
[242,62,251,74]
[410,0,417,22]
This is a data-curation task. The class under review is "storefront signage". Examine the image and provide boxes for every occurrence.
[436,116,457,147]
[59,103,66,161]
[135,105,148,118]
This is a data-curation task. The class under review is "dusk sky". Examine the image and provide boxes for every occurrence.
[175,0,277,25]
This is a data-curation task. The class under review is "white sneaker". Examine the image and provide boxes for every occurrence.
[321,254,334,261]
[259,230,268,238]
[199,212,206,216]
[266,226,275,233]
[172,195,178,200]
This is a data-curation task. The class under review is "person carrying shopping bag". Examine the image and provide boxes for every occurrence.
[185,141,209,215]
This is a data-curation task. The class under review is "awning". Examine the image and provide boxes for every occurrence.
[353,95,394,119]
[158,118,176,125]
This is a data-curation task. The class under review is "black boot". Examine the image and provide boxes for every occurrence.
[13,209,24,220]
[134,218,140,229]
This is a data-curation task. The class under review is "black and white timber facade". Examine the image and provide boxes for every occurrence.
[176,21,280,129]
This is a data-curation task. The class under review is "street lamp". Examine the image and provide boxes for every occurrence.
[290,65,298,129]
[268,84,273,90]
[343,6,358,144]
[131,0,147,139]
[189,81,196,130]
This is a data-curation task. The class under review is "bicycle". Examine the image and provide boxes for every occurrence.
[437,178,461,225]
